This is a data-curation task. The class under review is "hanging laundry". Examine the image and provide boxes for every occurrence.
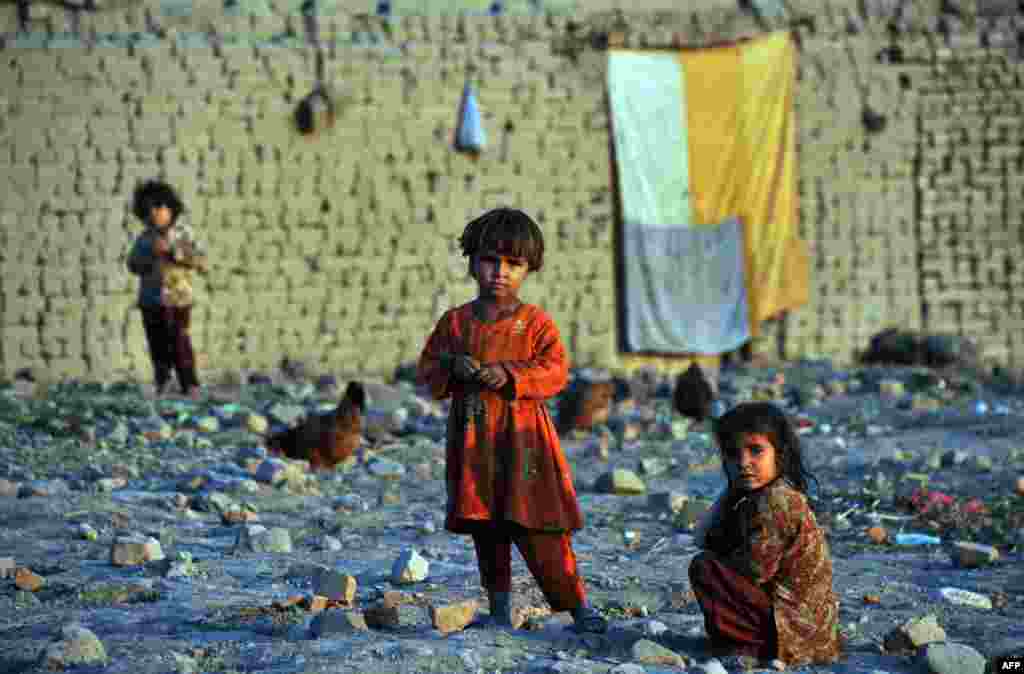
[454,79,487,155]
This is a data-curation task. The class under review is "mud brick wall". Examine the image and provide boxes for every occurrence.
[1,0,1022,383]
[916,30,1024,367]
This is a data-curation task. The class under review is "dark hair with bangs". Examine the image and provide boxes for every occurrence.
[132,179,185,226]
[712,401,820,498]
[459,207,545,272]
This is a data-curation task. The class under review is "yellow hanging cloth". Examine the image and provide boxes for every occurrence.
[736,32,806,331]
[679,32,807,337]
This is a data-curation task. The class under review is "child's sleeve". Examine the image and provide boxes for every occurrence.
[726,489,801,585]
[500,312,569,400]
[417,313,455,400]
[126,234,154,275]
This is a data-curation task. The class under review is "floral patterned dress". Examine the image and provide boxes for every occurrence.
[695,478,843,666]
[417,302,584,534]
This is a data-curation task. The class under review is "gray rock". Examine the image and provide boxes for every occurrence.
[235,445,267,464]
[313,568,357,602]
[202,492,237,514]
[110,535,165,566]
[267,403,306,426]
[321,535,343,551]
[172,652,198,674]
[971,455,993,472]
[942,449,969,468]
[694,659,729,674]
[642,619,668,637]
[883,614,946,653]
[235,524,266,550]
[311,609,369,636]
[195,416,220,433]
[0,557,15,578]
[937,587,992,610]
[647,491,687,514]
[20,479,70,498]
[361,382,409,413]
[95,477,127,492]
[245,413,269,434]
[244,527,293,554]
[391,548,429,584]
[165,551,196,579]
[255,458,289,485]
[75,523,98,541]
[595,469,646,495]
[0,478,20,497]
[40,623,107,669]
[368,457,406,480]
[630,639,686,668]
[609,665,646,674]
[921,642,986,674]
[638,457,668,476]
[334,494,366,511]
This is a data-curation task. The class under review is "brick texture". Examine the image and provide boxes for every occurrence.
[1,0,1023,382]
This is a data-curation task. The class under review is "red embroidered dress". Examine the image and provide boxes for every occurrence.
[418,302,584,534]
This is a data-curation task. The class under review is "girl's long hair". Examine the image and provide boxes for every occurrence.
[712,401,820,498]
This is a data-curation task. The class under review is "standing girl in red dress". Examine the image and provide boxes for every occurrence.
[417,207,607,634]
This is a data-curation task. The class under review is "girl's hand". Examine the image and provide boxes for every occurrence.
[477,364,509,391]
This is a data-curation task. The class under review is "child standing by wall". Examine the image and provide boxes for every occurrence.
[689,401,843,666]
[417,207,607,634]
[126,179,208,398]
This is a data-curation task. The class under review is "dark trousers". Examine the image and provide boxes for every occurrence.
[464,520,587,613]
[689,551,778,659]
[141,305,198,393]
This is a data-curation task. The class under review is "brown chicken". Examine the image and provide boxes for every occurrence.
[557,379,615,435]
[673,363,714,423]
[266,381,367,470]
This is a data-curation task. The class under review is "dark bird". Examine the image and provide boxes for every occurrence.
[266,381,366,470]
[673,363,715,423]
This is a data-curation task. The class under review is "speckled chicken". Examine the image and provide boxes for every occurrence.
[266,381,366,470]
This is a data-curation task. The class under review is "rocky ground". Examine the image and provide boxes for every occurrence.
[0,361,1022,674]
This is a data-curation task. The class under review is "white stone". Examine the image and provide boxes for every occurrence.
[244,527,292,553]
[937,587,992,610]
[41,623,107,669]
[609,665,646,674]
[922,642,986,674]
[391,548,429,584]
[245,413,269,434]
[368,457,406,480]
[110,535,165,566]
[642,619,668,637]
[694,658,729,674]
